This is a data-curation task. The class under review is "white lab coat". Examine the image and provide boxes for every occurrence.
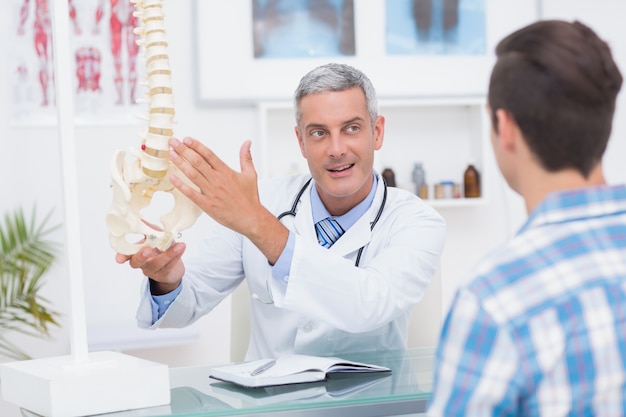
[137,174,446,360]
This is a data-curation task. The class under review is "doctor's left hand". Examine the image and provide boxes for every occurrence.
[167,137,260,231]
[167,137,288,264]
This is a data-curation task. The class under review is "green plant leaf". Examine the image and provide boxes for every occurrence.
[0,206,61,360]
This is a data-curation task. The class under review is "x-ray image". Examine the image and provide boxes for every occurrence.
[386,0,486,55]
[252,0,355,59]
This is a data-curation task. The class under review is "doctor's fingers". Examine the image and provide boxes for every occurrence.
[169,143,230,195]
[169,142,211,183]
[130,243,186,283]
[170,137,228,173]
[126,245,162,270]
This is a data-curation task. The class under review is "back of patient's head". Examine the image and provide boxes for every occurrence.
[488,20,623,177]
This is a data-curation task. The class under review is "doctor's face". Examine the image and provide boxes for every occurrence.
[295,87,385,215]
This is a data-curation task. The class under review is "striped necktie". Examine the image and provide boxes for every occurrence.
[315,217,345,248]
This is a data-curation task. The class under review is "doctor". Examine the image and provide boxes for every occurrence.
[116,63,447,360]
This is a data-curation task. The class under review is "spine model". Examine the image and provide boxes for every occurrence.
[106,0,201,255]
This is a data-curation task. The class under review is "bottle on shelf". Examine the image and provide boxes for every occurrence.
[411,163,427,199]
[419,183,429,199]
[463,164,481,198]
[382,168,397,187]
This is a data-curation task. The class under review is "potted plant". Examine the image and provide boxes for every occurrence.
[0,206,61,360]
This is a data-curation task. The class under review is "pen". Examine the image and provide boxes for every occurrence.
[250,359,276,376]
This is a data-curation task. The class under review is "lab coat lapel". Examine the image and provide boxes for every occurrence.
[292,177,384,257]
[328,177,386,257]
[331,215,371,257]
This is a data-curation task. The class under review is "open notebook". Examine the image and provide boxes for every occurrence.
[210,372,392,407]
[209,354,391,388]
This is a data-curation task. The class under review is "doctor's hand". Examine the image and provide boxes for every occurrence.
[115,242,186,295]
[167,137,288,264]
[168,137,265,233]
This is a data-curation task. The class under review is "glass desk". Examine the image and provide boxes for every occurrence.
[21,348,434,417]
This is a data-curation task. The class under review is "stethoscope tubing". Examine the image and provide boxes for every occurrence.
[254,175,387,304]
[277,175,387,267]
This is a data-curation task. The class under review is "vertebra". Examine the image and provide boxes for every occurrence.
[106,0,201,255]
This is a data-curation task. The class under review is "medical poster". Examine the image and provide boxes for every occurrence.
[10,0,146,125]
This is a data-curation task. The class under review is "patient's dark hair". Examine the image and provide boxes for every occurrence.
[488,20,622,177]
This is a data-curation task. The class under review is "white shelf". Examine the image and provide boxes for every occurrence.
[426,197,486,208]
[256,96,489,209]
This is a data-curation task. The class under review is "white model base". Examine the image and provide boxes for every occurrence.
[0,351,170,417]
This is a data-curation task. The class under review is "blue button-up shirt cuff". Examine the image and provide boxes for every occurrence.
[271,230,294,287]
[150,282,183,322]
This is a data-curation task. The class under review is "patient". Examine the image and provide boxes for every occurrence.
[428,19,625,415]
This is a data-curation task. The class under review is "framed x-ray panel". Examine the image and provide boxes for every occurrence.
[193,0,539,104]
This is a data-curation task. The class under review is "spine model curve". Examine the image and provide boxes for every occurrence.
[106,0,201,256]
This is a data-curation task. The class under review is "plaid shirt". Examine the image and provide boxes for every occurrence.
[428,185,626,416]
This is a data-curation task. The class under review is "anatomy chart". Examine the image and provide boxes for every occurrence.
[11,0,147,125]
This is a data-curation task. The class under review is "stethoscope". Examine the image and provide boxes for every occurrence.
[253,175,388,305]
[277,176,388,267]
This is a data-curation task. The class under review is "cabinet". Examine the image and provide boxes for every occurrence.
[256,96,489,208]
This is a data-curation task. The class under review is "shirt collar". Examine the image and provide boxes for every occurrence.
[519,184,626,235]
[310,173,379,231]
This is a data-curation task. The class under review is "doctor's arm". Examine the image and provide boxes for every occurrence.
[167,137,289,265]
[115,136,287,287]
[119,137,297,326]
[115,240,187,323]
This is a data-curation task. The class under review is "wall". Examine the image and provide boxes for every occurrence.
[1,1,626,415]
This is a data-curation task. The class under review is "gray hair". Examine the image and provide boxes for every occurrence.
[293,63,378,127]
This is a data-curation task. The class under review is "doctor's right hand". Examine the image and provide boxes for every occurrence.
[115,241,187,295]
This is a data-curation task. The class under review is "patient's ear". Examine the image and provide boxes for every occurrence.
[495,109,518,152]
